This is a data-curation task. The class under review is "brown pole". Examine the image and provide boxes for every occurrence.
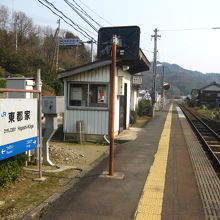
[109,35,117,176]
[0,88,41,93]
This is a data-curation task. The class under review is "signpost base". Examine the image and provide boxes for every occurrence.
[99,171,125,180]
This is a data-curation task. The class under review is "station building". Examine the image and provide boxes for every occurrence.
[58,49,150,141]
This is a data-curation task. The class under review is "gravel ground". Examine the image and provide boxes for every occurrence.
[49,141,109,167]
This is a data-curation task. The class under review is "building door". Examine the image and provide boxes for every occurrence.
[119,83,127,132]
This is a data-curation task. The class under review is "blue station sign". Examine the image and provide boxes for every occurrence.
[0,99,38,160]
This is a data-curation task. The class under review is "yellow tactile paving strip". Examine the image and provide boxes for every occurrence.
[135,104,173,220]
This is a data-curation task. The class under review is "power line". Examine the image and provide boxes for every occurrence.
[71,0,102,28]
[37,0,96,41]
[160,27,212,32]
[76,0,114,26]
[42,0,95,38]
[64,0,98,32]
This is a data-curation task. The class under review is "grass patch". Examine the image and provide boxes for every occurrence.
[132,116,151,128]
[0,168,80,219]
[197,109,213,117]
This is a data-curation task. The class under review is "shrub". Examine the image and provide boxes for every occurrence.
[130,110,138,125]
[137,99,152,116]
[11,74,25,77]
[0,79,6,88]
[187,99,196,107]
[0,154,27,187]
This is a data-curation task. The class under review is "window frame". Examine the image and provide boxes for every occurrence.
[67,81,110,110]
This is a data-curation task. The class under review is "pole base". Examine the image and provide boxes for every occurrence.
[99,171,124,180]
[33,177,47,182]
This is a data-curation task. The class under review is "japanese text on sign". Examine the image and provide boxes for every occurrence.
[0,99,38,160]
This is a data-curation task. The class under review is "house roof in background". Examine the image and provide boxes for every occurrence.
[199,81,220,91]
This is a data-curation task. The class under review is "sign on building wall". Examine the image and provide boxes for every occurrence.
[0,99,38,160]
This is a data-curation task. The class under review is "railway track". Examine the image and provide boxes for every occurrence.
[179,105,220,170]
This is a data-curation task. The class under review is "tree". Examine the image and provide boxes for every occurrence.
[0,5,9,30]
[11,11,34,47]
[0,6,92,95]
[0,66,4,77]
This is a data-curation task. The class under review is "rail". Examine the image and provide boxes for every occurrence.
[179,104,220,171]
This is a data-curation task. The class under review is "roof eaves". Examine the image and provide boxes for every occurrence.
[57,60,112,79]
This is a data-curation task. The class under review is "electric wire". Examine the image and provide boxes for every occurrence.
[42,0,96,38]
[76,0,114,26]
[37,0,96,42]
[71,0,102,28]
[64,0,98,32]
[37,0,94,41]
[159,27,212,32]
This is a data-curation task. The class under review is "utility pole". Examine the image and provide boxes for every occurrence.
[15,15,19,52]
[151,28,161,116]
[161,65,165,110]
[109,35,118,176]
[84,39,94,62]
[91,39,94,62]
[55,19,60,72]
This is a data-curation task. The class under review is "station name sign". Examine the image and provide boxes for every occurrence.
[0,99,38,160]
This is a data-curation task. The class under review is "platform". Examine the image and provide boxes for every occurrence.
[40,103,220,220]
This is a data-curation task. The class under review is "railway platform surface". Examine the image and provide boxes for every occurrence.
[40,103,220,220]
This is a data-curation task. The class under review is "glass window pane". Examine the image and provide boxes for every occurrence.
[89,84,108,107]
[69,84,88,106]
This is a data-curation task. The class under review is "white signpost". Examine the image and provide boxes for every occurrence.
[0,99,38,160]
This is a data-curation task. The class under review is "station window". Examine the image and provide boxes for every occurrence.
[68,83,108,108]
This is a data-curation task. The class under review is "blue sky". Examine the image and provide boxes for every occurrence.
[2,0,220,73]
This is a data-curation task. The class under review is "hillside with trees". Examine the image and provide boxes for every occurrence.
[0,5,91,95]
[142,62,220,98]
[2,5,220,98]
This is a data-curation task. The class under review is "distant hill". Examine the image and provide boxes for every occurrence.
[142,62,220,98]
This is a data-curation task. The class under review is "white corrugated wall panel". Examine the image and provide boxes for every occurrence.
[64,109,109,135]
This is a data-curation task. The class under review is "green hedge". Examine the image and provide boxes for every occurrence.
[0,154,27,187]
[137,99,153,116]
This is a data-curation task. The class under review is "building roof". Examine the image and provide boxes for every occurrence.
[199,81,220,91]
[57,60,112,79]
[57,49,150,79]
[117,49,150,74]
[6,77,35,80]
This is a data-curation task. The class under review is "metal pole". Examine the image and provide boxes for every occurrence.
[151,28,161,116]
[36,69,43,179]
[91,40,94,62]
[75,45,78,65]
[38,92,43,178]
[109,35,117,176]
[161,65,165,110]
[15,15,19,52]
[55,19,60,72]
